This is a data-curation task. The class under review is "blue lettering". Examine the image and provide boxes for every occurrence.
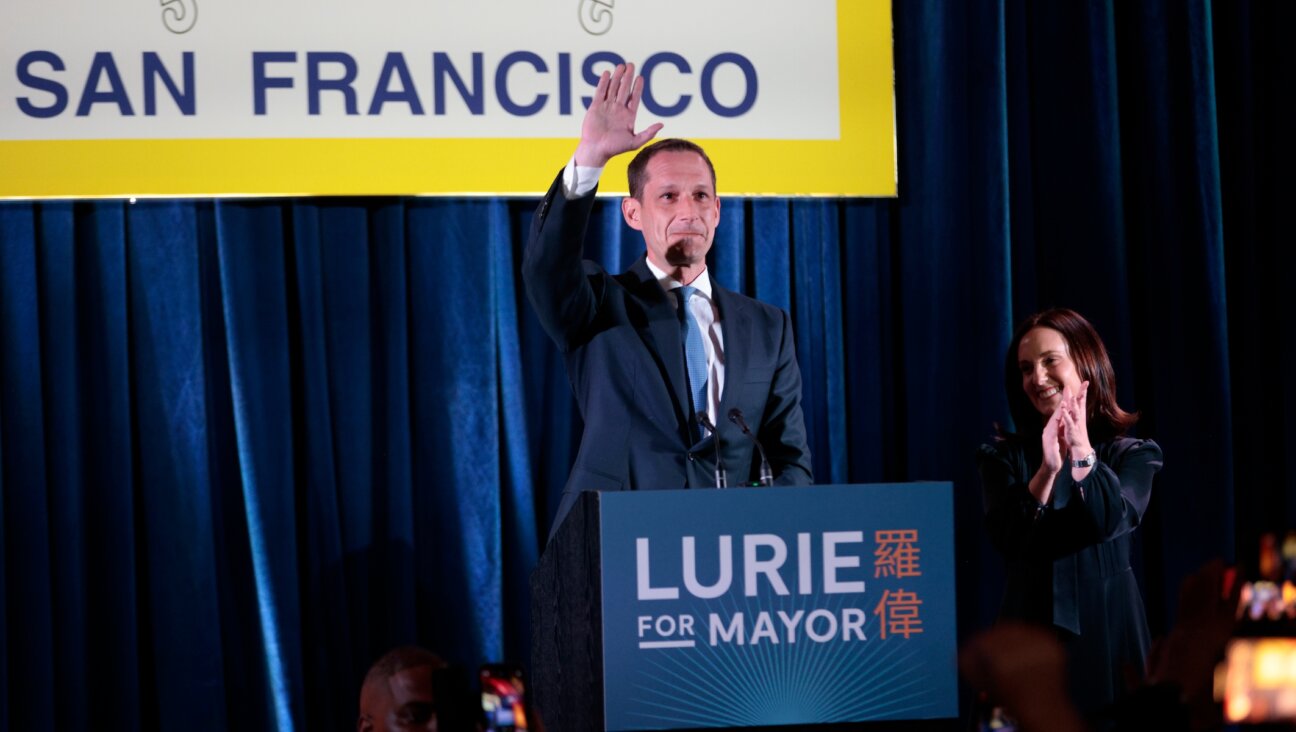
[640,52,691,117]
[495,51,547,116]
[77,52,133,116]
[558,52,572,116]
[433,52,483,115]
[253,51,296,115]
[701,53,757,117]
[16,51,68,118]
[143,51,195,116]
[368,52,423,115]
[13,49,757,122]
[580,51,625,109]
[307,52,358,115]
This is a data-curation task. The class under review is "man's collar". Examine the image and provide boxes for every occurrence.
[645,257,713,298]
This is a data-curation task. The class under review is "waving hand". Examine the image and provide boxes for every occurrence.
[573,63,664,168]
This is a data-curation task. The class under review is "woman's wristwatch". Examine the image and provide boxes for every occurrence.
[1071,450,1097,468]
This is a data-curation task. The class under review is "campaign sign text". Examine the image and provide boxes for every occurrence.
[599,483,956,730]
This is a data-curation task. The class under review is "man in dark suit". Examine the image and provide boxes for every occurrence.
[524,62,812,537]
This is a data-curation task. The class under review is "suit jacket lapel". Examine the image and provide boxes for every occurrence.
[713,285,750,419]
[627,257,693,437]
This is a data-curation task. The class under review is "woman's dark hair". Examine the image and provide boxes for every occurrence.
[1001,307,1138,443]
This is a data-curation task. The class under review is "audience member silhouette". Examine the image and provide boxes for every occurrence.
[358,646,446,732]
[961,559,1242,732]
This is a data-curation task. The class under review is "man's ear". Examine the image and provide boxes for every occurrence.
[622,196,643,231]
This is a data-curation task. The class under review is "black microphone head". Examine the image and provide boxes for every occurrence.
[727,408,743,424]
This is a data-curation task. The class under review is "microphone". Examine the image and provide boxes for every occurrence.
[697,412,727,489]
[728,408,773,487]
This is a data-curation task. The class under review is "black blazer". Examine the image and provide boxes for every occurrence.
[523,171,813,536]
[977,436,1162,716]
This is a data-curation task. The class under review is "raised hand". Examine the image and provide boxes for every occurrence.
[573,62,664,168]
[1057,381,1092,459]
[1146,559,1240,731]
[1040,403,1064,477]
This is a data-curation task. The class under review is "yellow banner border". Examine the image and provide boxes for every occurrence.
[0,1,894,199]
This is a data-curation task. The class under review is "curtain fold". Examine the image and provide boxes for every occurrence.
[214,201,305,730]
[2,208,55,731]
[1,1,1290,729]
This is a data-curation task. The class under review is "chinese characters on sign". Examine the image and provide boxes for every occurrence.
[873,529,924,639]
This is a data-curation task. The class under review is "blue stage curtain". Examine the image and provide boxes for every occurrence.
[1,1,1291,729]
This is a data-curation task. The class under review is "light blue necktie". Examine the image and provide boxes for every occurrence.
[676,286,708,439]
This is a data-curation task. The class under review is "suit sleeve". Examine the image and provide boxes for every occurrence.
[522,170,603,352]
[1050,438,1162,543]
[759,309,813,485]
[978,438,1162,559]
[978,442,1048,558]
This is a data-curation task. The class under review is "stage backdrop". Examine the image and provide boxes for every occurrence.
[0,1,1292,731]
[0,0,895,197]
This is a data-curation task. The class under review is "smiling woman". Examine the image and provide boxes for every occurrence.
[977,308,1163,725]
[1017,326,1083,418]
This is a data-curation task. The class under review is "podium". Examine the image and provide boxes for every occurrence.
[530,484,958,731]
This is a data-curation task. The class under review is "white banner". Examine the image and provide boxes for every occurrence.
[0,0,895,197]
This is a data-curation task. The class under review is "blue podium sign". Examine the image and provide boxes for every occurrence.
[598,483,956,730]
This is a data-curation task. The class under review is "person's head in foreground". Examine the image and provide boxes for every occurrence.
[358,646,446,732]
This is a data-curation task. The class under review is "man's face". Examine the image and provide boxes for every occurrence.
[359,666,437,732]
[622,150,721,273]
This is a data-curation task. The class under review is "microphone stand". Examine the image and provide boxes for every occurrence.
[697,412,727,488]
[728,408,773,487]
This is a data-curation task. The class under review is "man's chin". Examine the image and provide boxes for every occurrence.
[665,244,710,267]
[665,255,705,269]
